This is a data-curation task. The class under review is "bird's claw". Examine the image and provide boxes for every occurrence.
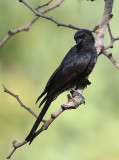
[71,88,85,104]
[80,96,85,105]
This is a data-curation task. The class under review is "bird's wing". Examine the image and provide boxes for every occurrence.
[60,53,91,84]
[45,46,91,93]
[45,65,61,89]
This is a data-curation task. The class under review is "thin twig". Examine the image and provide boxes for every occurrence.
[115,37,119,41]
[104,24,114,49]
[0,17,38,48]
[7,140,27,159]
[103,50,119,70]
[108,23,113,40]
[95,0,114,55]
[3,85,48,123]
[0,0,81,48]
[20,0,81,30]
[102,23,119,69]
[37,13,81,30]
[7,148,16,159]
[3,85,38,118]
[36,0,53,10]
[6,86,84,159]
[105,24,119,50]
[0,0,64,48]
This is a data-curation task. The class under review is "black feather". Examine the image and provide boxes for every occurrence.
[35,90,46,104]
[26,96,54,142]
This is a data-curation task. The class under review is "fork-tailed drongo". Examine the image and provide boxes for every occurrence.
[25,29,97,143]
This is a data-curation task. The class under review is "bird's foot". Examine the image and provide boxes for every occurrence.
[61,89,85,110]
[70,88,85,104]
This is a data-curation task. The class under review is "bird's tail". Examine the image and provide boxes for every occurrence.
[35,90,46,104]
[25,96,54,143]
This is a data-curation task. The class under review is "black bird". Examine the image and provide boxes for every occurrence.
[25,29,97,143]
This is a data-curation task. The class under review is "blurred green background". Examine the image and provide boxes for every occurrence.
[0,0,119,160]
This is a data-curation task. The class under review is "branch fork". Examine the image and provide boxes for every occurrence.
[0,0,82,48]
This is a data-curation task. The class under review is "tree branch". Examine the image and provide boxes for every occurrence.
[3,85,38,119]
[0,17,38,48]
[35,0,53,10]
[0,0,64,48]
[20,0,82,30]
[94,0,119,70]
[3,85,47,124]
[95,0,114,55]
[5,86,84,159]
[103,50,119,70]
[7,140,27,159]
[0,0,81,48]
[105,24,119,50]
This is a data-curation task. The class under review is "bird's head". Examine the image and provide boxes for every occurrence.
[74,29,94,46]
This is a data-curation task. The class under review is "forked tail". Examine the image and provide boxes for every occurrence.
[25,96,54,143]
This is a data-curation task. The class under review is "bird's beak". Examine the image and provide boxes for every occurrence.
[76,38,83,45]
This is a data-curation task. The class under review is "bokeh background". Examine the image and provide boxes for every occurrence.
[0,0,119,160]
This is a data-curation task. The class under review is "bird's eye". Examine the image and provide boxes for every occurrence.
[79,33,85,39]
[75,33,88,41]
[76,34,84,40]
[84,33,88,38]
